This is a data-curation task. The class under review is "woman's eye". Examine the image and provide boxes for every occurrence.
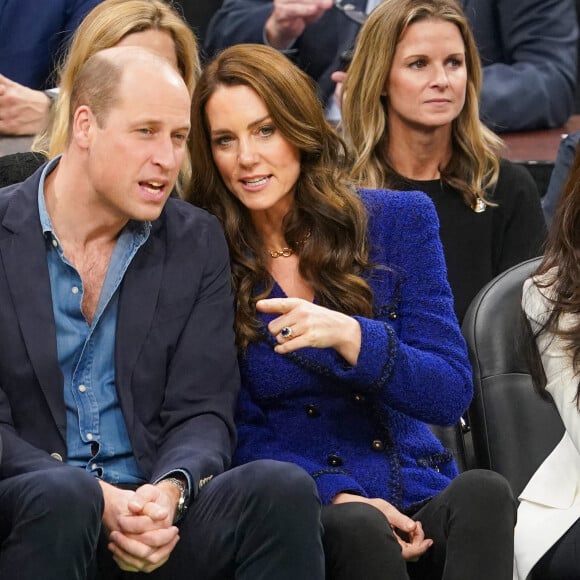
[215,135,233,146]
[259,125,275,137]
[410,59,426,69]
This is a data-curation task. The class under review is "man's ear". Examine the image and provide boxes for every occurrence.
[71,105,95,149]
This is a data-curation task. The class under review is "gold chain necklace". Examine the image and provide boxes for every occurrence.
[268,230,311,258]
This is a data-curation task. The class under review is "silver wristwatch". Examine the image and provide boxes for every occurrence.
[163,477,189,523]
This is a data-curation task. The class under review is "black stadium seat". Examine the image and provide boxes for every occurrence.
[461,257,564,498]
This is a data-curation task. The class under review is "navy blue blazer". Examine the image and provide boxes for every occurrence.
[0,165,240,496]
[0,0,102,89]
[463,0,578,132]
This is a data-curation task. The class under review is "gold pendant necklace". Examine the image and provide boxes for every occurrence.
[268,230,311,259]
[472,197,486,213]
[269,247,294,258]
[440,178,486,214]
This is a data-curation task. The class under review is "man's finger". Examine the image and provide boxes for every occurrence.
[110,533,179,572]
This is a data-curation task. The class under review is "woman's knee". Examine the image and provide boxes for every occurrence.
[323,501,392,543]
[322,503,408,579]
[450,469,516,520]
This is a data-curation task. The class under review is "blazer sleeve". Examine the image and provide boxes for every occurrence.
[65,0,103,29]
[204,0,274,54]
[543,132,580,227]
[276,190,473,426]
[0,0,100,89]
[0,423,69,479]
[146,211,241,497]
[476,0,578,131]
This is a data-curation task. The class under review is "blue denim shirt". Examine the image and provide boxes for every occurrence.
[38,158,150,484]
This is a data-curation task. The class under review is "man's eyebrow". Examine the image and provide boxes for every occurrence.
[129,119,190,131]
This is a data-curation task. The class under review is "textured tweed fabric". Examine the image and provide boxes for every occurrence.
[234,189,473,510]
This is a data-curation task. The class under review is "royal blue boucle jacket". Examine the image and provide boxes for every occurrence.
[233,189,473,510]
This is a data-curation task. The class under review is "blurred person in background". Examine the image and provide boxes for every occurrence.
[0,0,102,135]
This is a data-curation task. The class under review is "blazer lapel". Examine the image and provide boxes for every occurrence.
[115,220,164,434]
[0,174,66,438]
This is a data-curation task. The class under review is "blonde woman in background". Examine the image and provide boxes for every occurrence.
[341,0,546,322]
[0,0,199,191]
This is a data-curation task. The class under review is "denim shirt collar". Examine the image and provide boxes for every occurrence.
[37,155,151,243]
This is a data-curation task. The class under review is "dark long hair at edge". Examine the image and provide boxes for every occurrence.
[527,146,580,404]
[187,44,374,349]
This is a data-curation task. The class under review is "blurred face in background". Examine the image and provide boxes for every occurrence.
[116,28,178,69]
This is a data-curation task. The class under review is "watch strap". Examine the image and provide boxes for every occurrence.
[162,477,189,523]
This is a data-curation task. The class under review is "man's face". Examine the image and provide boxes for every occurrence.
[85,64,191,223]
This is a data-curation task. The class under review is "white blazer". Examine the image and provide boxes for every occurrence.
[514,275,580,580]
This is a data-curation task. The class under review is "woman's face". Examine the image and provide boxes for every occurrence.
[205,84,301,221]
[117,29,178,70]
[386,19,467,132]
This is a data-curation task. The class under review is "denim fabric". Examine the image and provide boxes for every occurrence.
[37,158,150,484]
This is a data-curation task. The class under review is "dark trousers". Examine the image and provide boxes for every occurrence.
[1,459,325,580]
[0,467,103,580]
[322,469,516,580]
[530,516,580,579]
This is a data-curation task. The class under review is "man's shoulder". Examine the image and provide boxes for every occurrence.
[0,167,41,213]
[154,199,228,255]
[160,198,222,233]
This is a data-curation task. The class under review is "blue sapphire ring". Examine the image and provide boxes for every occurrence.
[280,326,293,339]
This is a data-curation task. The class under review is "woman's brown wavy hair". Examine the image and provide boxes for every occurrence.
[187,44,374,349]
